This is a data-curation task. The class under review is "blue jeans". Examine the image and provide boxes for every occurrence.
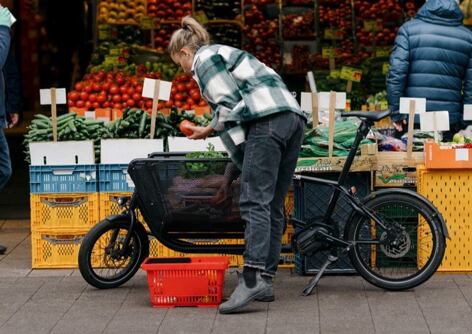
[240,111,305,277]
[0,128,12,191]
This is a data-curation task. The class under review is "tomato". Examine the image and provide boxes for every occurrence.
[109,85,119,95]
[165,100,173,108]
[85,101,92,109]
[113,103,122,110]
[101,82,111,92]
[174,93,184,101]
[89,94,97,103]
[68,100,75,107]
[74,82,84,91]
[84,85,93,94]
[92,83,101,92]
[121,94,130,102]
[132,93,141,101]
[103,101,110,108]
[126,99,135,107]
[145,100,153,108]
[185,82,193,91]
[112,95,122,103]
[177,83,186,92]
[179,120,196,137]
[175,101,183,108]
[126,87,135,96]
[118,85,126,94]
[79,92,89,101]
[92,102,101,109]
[68,92,79,101]
[135,84,143,93]
[76,100,85,108]
[97,94,107,104]
[199,99,207,107]
[158,102,165,109]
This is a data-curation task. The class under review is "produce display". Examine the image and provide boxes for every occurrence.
[168,74,208,111]
[282,10,315,40]
[300,121,372,157]
[207,23,242,49]
[152,23,180,52]
[146,0,192,20]
[243,4,281,70]
[24,108,214,162]
[194,0,242,20]
[97,0,146,25]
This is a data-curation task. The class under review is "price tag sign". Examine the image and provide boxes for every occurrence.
[194,10,209,25]
[382,63,390,75]
[324,29,343,40]
[139,16,154,30]
[340,66,362,82]
[322,47,336,59]
[329,70,340,79]
[375,47,391,57]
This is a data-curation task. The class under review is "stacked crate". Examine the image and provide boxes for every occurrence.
[30,164,99,268]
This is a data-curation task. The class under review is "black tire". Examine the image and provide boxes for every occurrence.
[78,217,149,289]
[346,192,446,291]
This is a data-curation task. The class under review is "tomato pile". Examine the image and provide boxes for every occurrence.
[152,23,179,53]
[283,11,315,40]
[168,74,208,110]
[67,71,159,112]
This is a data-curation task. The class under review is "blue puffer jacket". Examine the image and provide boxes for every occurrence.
[387,0,472,125]
[0,26,11,128]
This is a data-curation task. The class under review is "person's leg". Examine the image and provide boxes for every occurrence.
[0,128,12,255]
[264,113,305,278]
[220,112,305,313]
[220,113,284,314]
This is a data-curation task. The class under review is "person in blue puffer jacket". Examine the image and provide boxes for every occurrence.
[387,0,472,137]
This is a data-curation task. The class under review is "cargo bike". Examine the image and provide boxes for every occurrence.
[78,110,447,294]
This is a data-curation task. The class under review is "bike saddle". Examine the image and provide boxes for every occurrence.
[341,109,391,122]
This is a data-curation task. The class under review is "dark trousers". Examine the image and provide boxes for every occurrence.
[0,128,12,191]
[240,111,305,277]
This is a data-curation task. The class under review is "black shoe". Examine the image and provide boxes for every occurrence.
[255,275,275,302]
[0,244,6,255]
[219,270,269,314]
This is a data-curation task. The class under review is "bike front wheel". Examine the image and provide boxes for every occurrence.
[78,217,149,289]
[346,191,446,291]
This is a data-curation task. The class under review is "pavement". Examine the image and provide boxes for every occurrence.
[1,219,472,334]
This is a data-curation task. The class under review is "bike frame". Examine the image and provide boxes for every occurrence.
[293,119,387,233]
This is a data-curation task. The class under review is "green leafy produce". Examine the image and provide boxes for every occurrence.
[300,120,372,157]
[183,143,226,178]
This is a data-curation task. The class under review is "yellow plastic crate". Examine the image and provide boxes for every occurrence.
[417,166,472,271]
[30,193,99,231]
[32,229,86,268]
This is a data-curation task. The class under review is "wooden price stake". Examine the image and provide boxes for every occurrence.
[328,91,337,158]
[40,87,67,142]
[50,88,58,142]
[406,99,415,160]
[150,80,161,139]
[311,92,319,128]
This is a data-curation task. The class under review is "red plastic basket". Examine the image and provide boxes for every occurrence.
[141,256,229,308]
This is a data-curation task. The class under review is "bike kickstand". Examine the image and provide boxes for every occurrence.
[302,255,338,296]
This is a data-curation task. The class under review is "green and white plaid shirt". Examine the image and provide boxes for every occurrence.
[191,44,305,168]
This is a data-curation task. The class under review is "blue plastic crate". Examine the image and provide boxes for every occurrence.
[98,164,135,192]
[29,165,98,194]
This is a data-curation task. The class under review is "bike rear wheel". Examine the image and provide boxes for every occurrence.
[346,192,445,290]
[78,217,149,289]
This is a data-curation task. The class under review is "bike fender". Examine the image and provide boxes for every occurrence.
[345,188,449,240]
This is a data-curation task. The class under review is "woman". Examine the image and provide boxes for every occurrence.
[168,16,306,314]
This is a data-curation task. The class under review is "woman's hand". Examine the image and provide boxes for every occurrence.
[393,119,407,132]
[188,124,214,140]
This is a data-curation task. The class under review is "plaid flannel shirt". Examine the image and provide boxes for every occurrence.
[191,44,305,168]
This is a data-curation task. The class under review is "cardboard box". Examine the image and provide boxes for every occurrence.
[424,140,472,169]
[375,152,424,187]
[295,155,375,173]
